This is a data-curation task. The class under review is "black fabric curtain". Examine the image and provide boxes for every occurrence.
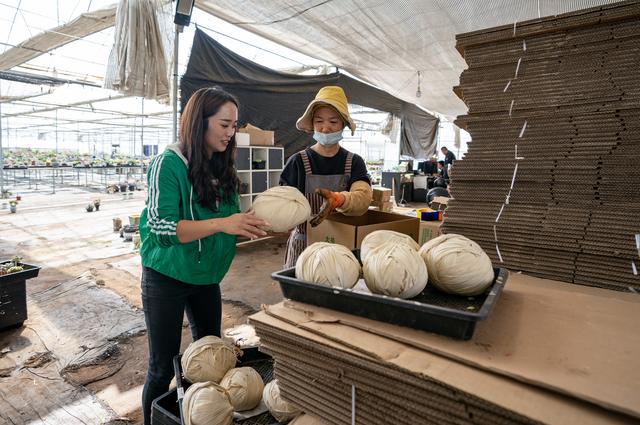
[181,29,438,159]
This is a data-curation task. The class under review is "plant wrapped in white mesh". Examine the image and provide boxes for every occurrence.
[360,230,420,262]
[263,379,301,422]
[219,367,264,411]
[252,186,311,232]
[363,242,428,299]
[295,242,361,289]
[419,234,494,296]
[181,336,238,384]
[182,381,234,425]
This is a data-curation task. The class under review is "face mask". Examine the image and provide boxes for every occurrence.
[313,130,343,146]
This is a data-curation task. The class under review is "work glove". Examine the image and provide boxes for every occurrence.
[310,188,346,227]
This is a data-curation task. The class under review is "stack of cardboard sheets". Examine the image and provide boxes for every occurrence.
[442,1,640,291]
[250,273,640,425]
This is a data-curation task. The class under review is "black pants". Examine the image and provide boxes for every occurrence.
[140,266,222,425]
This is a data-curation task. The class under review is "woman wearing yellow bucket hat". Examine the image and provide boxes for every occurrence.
[279,86,373,267]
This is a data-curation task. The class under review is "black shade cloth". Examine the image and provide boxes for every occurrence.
[181,29,439,159]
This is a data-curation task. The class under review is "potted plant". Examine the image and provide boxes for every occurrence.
[0,256,41,330]
[9,200,17,213]
[86,203,94,212]
[93,198,101,211]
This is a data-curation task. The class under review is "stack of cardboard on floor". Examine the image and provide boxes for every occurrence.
[250,272,640,425]
[370,187,393,212]
[442,1,640,292]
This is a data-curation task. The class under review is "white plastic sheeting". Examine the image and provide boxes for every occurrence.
[196,0,621,118]
[104,0,173,102]
[0,6,117,72]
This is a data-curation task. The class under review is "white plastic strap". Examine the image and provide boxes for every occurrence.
[523,39,527,51]
[513,22,517,36]
[493,225,498,242]
[496,244,504,262]
[632,261,638,276]
[514,57,522,79]
[635,234,640,253]
[510,162,519,189]
[519,120,528,138]
[351,384,356,425]
[503,80,512,92]
[515,144,525,160]
[495,203,505,223]
[509,100,515,117]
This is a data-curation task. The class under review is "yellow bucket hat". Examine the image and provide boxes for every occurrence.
[296,86,356,135]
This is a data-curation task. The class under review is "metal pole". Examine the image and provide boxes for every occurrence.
[172,25,181,145]
[0,79,4,196]
[141,97,144,158]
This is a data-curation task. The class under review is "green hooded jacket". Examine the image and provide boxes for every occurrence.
[139,144,239,284]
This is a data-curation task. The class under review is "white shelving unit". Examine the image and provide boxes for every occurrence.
[236,146,284,212]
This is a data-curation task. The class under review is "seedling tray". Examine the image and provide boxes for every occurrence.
[272,254,508,340]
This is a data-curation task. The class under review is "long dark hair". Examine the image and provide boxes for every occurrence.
[180,87,240,210]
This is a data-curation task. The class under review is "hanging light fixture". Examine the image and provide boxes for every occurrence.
[416,70,422,98]
[174,0,195,27]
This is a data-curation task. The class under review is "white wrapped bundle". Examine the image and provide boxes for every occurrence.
[360,230,420,262]
[182,381,233,425]
[181,336,238,383]
[219,367,264,411]
[363,242,428,299]
[295,242,361,289]
[252,186,311,232]
[419,234,494,296]
[263,379,301,422]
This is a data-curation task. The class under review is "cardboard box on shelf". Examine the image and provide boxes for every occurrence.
[372,187,392,202]
[370,201,393,212]
[307,210,419,249]
[237,124,274,146]
[235,132,250,146]
[419,220,443,245]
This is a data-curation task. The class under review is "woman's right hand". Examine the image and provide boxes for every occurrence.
[217,212,269,239]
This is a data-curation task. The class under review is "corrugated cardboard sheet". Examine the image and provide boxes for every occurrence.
[442,0,640,291]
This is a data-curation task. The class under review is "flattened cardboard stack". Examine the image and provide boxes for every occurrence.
[250,271,640,424]
[443,1,640,291]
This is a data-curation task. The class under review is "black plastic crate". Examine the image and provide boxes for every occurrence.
[0,262,41,330]
[271,251,508,340]
[152,348,279,425]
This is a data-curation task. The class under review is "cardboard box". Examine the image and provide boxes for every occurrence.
[237,123,274,146]
[370,201,393,212]
[418,220,442,244]
[235,132,250,146]
[372,187,391,202]
[307,210,419,249]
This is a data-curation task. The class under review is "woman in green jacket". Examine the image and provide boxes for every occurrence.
[138,87,268,425]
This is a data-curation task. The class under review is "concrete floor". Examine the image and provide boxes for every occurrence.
[0,187,286,424]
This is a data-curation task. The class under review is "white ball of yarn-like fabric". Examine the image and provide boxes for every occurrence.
[295,242,361,289]
[360,230,420,262]
[263,379,301,422]
[219,367,264,411]
[182,381,234,425]
[181,336,238,384]
[363,242,428,299]
[419,234,494,296]
[251,186,311,232]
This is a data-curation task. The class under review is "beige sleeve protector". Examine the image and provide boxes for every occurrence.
[336,180,373,216]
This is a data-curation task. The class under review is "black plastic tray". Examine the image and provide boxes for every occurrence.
[271,258,508,340]
[151,348,279,425]
[0,261,41,285]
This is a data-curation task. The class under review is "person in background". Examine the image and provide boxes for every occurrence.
[441,146,456,166]
[437,160,449,181]
[279,86,372,268]
[138,87,268,425]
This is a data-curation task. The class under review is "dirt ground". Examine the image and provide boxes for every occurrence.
[0,187,286,424]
